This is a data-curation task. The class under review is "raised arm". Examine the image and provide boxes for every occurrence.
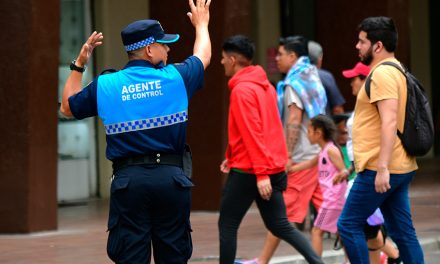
[60,31,103,117]
[187,0,211,69]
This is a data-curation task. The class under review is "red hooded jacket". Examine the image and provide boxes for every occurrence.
[226,65,288,181]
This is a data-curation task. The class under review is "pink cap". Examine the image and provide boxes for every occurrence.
[342,62,370,78]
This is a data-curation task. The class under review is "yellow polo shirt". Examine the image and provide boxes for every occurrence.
[352,58,417,173]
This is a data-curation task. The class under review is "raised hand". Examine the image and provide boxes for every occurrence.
[76,31,104,67]
[187,0,211,69]
[187,0,211,28]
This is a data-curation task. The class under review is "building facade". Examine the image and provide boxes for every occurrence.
[0,0,437,232]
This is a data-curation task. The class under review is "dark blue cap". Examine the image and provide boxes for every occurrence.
[121,19,180,51]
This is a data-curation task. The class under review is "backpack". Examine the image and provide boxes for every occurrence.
[365,61,434,156]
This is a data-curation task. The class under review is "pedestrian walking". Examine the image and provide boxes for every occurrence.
[337,16,424,264]
[256,36,327,264]
[308,40,346,115]
[59,0,212,262]
[288,114,348,256]
[218,35,324,264]
[340,62,402,264]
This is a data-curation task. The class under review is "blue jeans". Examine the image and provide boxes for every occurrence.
[337,169,424,264]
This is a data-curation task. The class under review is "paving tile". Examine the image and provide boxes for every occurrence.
[0,181,438,263]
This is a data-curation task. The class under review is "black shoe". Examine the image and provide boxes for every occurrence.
[333,235,343,250]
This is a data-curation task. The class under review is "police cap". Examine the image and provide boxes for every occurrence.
[121,19,180,52]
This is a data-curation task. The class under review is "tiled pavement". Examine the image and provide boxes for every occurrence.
[1,165,439,263]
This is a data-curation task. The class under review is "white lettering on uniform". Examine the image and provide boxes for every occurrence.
[121,80,163,101]
[128,84,135,93]
[142,82,148,91]
[135,83,141,92]
[122,86,128,94]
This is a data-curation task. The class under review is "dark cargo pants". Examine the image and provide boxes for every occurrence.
[107,164,193,264]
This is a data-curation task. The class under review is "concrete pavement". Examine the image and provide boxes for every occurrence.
[0,159,439,263]
[189,158,440,264]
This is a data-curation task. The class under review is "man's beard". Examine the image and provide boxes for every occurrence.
[360,46,373,66]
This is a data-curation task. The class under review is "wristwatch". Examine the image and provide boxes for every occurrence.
[70,60,86,73]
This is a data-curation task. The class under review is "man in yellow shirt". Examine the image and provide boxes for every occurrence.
[337,16,424,264]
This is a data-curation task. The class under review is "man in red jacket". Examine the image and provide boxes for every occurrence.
[218,35,323,264]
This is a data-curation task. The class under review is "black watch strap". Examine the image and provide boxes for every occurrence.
[70,60,86,73]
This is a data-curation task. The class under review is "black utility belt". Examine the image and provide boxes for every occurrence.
[112,153,183,171]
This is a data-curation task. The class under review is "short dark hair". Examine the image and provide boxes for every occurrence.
[358,16,398,52]
[222,35,255,61]
[279,35,309,57]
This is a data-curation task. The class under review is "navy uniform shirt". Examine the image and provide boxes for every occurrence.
[68,56,204,160]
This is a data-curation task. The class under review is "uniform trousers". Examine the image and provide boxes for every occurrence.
[107,164,193,264]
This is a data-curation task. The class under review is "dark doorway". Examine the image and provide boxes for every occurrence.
[279,0,315,40]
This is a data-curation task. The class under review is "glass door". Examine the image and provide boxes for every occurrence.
[57,0,97,203]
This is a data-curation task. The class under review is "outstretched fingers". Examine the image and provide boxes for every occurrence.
[189,0,211,13]
[196,0,211,9]
[188,0,195,10]
[87,31,104,48]
[77,31,103,66]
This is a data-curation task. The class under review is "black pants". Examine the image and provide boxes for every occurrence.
[107,165,193,264]
[218,170,324,264]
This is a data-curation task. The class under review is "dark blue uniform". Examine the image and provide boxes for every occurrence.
[69,56,204,263]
